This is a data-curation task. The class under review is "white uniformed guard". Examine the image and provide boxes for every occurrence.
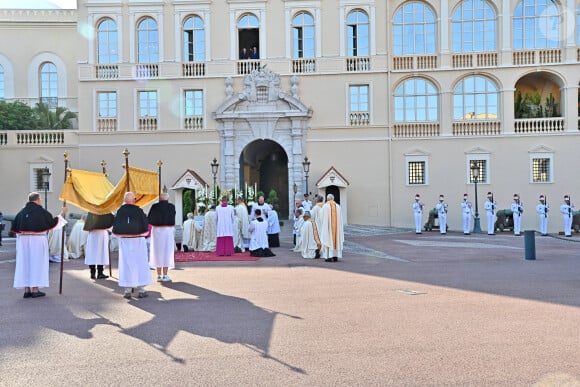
[484,192,497,235]
[560,194,574,237]
[435,194,448,235]
[536,195,549,236]
[461,193,473,235]
[510,194,523,236]
[412,194,423,234]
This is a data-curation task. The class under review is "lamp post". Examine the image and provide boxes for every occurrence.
[210,157,219,205]
[41,166,51,209]
[471,163,482,234]
[302,156,310,196]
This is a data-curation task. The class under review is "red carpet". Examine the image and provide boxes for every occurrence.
[174,250,260,262]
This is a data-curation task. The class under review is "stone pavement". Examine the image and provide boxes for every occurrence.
[1,225,579,386]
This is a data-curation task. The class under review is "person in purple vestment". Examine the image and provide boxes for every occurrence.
[215,195,235,256]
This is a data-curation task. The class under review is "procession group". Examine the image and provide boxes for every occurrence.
[413,192,575,236]
[9,189,344,300]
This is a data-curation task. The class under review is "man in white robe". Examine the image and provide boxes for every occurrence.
[112,192,152,299]
[215,195,235,256]
[67,214,88,259]
[266,204,280,248]
[11,192,67,298]
[320,194,344,262]
[199,205,217,252]
[310,195,324,232]
[235,197,251,251]
[248,209,275,257]
[250,196,269,221]
[300,211,321,259]
[181,212,202,252]
[84,212,114,280]
[148,193,176,282]
[48,226,69,263]
[292,208,304,252]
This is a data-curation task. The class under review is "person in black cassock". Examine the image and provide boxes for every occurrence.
[112,192,152,299]
[248,209,275,257]
[147,192,176,282]
[11,192,67,298]
[83,212,115,279]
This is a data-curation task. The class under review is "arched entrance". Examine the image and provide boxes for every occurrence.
[240,140,289,217]
[325,185,340,204]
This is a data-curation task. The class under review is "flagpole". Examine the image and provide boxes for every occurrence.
[59,151,70,295]
[101,160,112,278]
[123,148,130,192]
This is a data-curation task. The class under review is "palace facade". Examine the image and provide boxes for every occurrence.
[1,0,580,233]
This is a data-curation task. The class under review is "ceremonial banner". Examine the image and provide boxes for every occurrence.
[59,167,158,214]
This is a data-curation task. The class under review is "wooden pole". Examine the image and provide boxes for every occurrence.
[123,148,130,192]
[101,160,113,278]
[59,151,70,295]
[157,160,163,198]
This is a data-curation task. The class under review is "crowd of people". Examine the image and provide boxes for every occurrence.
[413,192,573,237]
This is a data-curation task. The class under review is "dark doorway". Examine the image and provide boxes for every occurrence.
[240,140,288,217]
[183,188,197,220]
[237,14,260,59]
[325,186,340,205]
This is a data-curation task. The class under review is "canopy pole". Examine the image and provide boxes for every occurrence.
[123,148,130,193]
[157,160,163,199]
[59,151,70,295]
[101,160,112,278]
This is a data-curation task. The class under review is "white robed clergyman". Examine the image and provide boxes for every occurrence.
[199,206,217,252]
[300,213,321,259]
[292,208,304,252]
[235,198,251,250]
[181,212,202,251]
[48,227,69,262]
[320,194,344,261]
[67,215,88,259]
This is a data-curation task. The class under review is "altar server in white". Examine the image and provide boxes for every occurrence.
[84,212,114,279]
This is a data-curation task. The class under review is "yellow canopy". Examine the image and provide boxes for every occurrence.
[59,166,159,215]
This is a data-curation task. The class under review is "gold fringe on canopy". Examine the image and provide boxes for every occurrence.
[59,166,159,215]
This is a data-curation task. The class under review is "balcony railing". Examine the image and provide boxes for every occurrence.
[452,120,501,136]
[138,117,158,131]
[452,53,498,68]
[96,64,119,79]
[393,122,440,138]
[237,60,261,75]
[96,118,117,132]
[184,116,203,130]
[182,62,206,77]
[0,132,6,146]
[346,57,370,72]
[292,58,316,74]
[349,112,370,126]
[513,49,562,66]
[393,55,437,70]
[136,63,159,78]
[514,117,564,133]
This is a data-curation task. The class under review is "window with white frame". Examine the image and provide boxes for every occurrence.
[40,62,58,109]
[184,89,203,130]
[347,10,369,57]
[406,156,428,185]
[467,158,489,184]
[97,18,118,64]
[513,0,559,50]
[530,154,553,183]
[453,75,499,120]
[183,15,205,62]
[98,91,117,118]
[137,90,158,130]
[349,84,369,126]
[30,164,53,193]
[137,17,159,63]
[393,2,436,55]
[292,11,315,58]
[394,78,439,122]
[451,0,496,53]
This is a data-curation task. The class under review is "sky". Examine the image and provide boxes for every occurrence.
[0,0,77,9]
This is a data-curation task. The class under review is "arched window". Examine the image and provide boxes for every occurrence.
[393,2,436,55]
[451,0,496,52]
[292,12,315,58]
[97,18,118,64]
[137,17,159,63]
[238,14,260,59]
[394,78,439,122]
[40,62,58,108]
[453,76,499,120]
[347,10,369,56]
[183,15,205,62]
[513,0,559,49]
[0,64,4,100]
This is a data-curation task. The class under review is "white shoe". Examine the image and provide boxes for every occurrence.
[161,275,171,282]
[157,275,162,282]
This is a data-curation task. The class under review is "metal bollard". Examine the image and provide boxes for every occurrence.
[524,230,536,260]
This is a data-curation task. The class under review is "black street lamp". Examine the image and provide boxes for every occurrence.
[471,163,482,234]
[210,157,219,205]
[302,156,310,196]
[41,166,51,210]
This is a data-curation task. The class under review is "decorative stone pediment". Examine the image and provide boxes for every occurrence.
[29,155,54,163]
[465,146,490,155]
[170,169,208,191]
[404,148,430,157]
[529,144,554,153]
[316,167,349,188]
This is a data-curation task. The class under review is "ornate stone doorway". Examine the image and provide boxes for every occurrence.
[240,139,289,217]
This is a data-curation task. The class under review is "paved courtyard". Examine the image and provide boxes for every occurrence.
[1,225,579,386]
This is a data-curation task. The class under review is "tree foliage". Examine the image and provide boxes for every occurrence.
[34,102,77,129]
[0,101,37,130]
